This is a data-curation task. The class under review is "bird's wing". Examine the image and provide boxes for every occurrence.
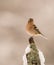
[32,24,47,39]
[33,24,43,35]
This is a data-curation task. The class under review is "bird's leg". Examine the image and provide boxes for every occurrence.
[29,36,34,44]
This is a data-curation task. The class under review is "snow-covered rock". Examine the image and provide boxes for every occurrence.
[23,45,45,65]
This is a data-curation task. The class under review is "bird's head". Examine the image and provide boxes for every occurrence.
[28,18,34,23]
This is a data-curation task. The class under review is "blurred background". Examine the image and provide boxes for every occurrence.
[0,0,54,65]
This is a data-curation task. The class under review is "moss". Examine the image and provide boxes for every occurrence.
[26,37,41,65]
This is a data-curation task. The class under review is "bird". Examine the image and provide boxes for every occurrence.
[26,18,47,39]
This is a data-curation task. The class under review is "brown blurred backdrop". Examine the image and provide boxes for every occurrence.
[0,0,54,65]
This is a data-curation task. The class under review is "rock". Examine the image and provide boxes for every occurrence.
[23,37,45,65]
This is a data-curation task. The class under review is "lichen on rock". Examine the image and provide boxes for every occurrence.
[23,37,45,65]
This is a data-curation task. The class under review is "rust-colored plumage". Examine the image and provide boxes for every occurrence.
[26,18,47,39]
[26,18,42,36]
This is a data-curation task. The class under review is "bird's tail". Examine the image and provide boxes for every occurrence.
[37,34,47,40]
[40,34,47,40]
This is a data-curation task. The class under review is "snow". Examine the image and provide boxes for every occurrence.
[23,45,45,65]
